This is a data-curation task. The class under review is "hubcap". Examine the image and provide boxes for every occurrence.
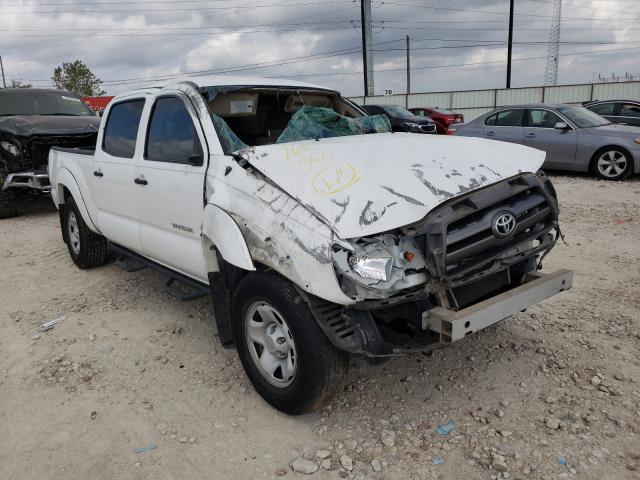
[245,302,297,388]
[597,150,627,178]
[68,211,81,255]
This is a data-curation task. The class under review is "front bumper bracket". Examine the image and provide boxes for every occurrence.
[423,269,574,344]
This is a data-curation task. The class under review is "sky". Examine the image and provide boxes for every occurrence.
[0,0,639,97]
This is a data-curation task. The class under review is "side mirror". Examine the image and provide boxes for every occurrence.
[187,153,204,166]
[554,121,569,130]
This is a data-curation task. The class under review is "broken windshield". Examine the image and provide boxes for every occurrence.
[200,87,391,153]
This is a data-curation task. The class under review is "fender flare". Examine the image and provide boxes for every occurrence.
[202,204,255,271]
[55,168,100,233]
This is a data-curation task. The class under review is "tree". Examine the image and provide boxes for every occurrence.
[52,60,105,96]
[10,79,32,88]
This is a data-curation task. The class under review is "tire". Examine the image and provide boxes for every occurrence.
[0,174,18,219]
[231,272,348,415]
[61,197,107,269]
[590,147,633,181]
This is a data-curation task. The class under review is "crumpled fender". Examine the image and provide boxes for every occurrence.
[55,167,100,233]
[202,204,255,271]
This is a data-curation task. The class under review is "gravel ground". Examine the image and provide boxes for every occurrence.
[1,173,639,480]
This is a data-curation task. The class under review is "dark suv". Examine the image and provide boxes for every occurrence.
[361,104,436,134]
[0,88,99,218]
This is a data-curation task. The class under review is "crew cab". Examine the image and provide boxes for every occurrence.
[49,76,573,414]
[0,88,100,218]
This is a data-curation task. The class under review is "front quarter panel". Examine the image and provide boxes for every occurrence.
[206,157,354,305]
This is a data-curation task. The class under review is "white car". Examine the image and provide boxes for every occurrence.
[48,76,573,414]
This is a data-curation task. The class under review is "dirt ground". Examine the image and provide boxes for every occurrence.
[1,173,639,480]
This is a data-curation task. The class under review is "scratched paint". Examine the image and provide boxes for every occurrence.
[242,133,545,239]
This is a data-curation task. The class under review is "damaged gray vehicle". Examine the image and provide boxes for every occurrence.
[0,88,99,218]
[48,76,574,414]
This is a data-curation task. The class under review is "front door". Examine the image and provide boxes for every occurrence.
[134,93,209,282]
[93,98,146,252]
[523,109,577,168]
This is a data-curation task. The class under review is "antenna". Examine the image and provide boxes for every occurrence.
[544,0,562,86]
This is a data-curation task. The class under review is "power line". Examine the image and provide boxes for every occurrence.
[1,0,353,13]
[383,1,640,23]
[283,45,640,78]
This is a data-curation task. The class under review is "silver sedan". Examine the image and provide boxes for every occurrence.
[453,104,640,180]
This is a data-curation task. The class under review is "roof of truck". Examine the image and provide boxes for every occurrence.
[122,75,334,96]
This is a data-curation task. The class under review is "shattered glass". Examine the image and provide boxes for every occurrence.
[210,113,248,153]
[276,106,391,144]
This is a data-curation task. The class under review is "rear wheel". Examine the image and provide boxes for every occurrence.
[591,147,633,181]
[61,197,107,268]
[0,174,18,219]
[232,272,348,415]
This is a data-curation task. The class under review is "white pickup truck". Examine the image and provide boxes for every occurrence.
[49,75,573,414]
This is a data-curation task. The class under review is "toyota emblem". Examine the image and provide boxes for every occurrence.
[492,212,517,238]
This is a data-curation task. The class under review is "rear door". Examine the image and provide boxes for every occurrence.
[483,109,526,144]
[134,92,209,281]
[93,97,146,251]
[523,108,577,168]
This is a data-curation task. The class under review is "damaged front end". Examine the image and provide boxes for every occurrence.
[307,171,570,356]
[1,131,98,193]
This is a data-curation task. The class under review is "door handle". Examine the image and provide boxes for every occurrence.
[134,177,148,186]
[525,132,536,138]
[486,131,495,137]
[93,170,103,177]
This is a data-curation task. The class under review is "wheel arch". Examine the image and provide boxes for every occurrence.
[202,204,255,272]
[54,169,101,233]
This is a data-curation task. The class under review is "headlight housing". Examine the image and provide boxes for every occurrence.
[404,122,421,130]
[634,138,640,145]
[332,233,429,300]
[0,141,19,156]
[348,250,393,281]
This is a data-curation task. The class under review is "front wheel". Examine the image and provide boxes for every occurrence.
[231,272,348,415]
[61,197,107,268]
[591,147,633,181]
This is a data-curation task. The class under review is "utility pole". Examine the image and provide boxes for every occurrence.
[0,56,6,88]
[406,35,411,94]
[506,0,514,88]
[360,0,374,96]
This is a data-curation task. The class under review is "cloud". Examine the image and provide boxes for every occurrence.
[0,0,635,96]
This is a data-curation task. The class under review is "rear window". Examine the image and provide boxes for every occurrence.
[102,99,145,158]
[485,109,524,127]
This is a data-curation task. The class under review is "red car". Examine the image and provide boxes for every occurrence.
[409,107,464,135]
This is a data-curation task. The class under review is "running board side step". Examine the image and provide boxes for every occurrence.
[110,243,209,301]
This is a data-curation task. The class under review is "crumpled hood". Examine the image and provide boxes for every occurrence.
[245,133,546,238]
[0,115,100,136]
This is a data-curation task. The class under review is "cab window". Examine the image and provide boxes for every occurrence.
[145,97,203,165]
[102,99,145,158]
